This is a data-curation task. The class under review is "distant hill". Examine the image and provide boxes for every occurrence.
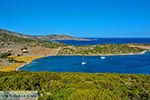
[0,29,39,41]
[36,34,88,41]
[0,29,87,41]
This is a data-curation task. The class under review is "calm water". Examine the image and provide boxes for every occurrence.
[55,38,150,46]
[20,52,150,74]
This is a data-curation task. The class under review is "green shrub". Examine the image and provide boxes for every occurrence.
[0,72,149,100]
[0,53,11,58]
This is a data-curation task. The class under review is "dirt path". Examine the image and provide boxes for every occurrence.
[31,46,61,56]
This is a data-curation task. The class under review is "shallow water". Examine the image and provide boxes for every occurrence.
[20,52,150,74]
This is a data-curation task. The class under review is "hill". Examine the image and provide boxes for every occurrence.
[0,29,65,48]
[58,44,145,55]
[0,29,65,71]
[36,34,88,41]
[0,29,87,41]
[0,29,39,40]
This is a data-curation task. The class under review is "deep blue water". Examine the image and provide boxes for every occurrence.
[20,52,150,74]
[55,38,150,46]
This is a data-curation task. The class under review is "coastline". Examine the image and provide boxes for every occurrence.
[16,62,31,71]
[0,56,44,72]
[16,54,58,71]
[16,50,148,71]
[15,56,45,71]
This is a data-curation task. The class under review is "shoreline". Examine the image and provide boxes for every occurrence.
[0,56,44,72]
[16,62,31,71]
[15,56,45,71]
[16,50,148,71]
[16,54,58,71]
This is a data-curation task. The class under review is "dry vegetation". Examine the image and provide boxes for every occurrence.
[0,33,64,71]
[58,44,145,56]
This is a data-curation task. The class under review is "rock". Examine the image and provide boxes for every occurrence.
[22,49,28,53]
[7,49,12,53]
[17,54,23,56]
[20,47,28,53]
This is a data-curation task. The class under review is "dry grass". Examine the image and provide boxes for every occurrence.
[0,46,61,72]
[129,44,150,49]
[0,56,43,72]
[31,46,61,56]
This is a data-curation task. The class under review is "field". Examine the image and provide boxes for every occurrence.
[0,72,149,100]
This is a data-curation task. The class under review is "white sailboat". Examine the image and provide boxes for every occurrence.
[81,56,87,65]
[101,56,106,59]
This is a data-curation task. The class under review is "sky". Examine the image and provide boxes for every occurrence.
[0,0,150,37]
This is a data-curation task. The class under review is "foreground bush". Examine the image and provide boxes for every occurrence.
[0,72,149,100]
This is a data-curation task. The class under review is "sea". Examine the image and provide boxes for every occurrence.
[55,38,150,46]
[20,38,150,74]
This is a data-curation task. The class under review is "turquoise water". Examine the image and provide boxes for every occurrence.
[20,52,150,74]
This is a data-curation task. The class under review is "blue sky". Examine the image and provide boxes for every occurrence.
[0,0,150,37]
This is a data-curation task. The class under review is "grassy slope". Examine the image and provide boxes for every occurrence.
[0,72,149,100]
[0,33,65,48]
[58,44,145,55]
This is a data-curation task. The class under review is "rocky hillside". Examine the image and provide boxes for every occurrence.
[0,29,65,69]
[0,29,65,57]
[0,29,86,41]
[0,29,39,40]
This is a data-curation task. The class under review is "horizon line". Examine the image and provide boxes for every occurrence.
[1,28,150,38]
